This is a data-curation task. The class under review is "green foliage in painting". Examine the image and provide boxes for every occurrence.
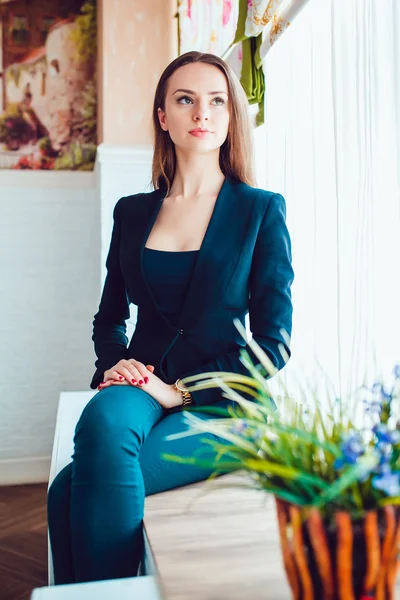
[81,77,97,143]
[54,142,96,170]
[69,0,97,63]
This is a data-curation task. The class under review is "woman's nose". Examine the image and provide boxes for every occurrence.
[193,103,210,122]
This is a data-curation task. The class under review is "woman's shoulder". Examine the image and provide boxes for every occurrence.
[232,179,286,213]
[113,189,162,218]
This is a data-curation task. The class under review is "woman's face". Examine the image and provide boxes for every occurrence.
[158,62,230,155]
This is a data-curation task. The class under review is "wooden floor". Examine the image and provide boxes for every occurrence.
[0,484,48,600]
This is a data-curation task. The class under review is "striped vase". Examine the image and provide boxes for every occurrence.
[275,498,400,600]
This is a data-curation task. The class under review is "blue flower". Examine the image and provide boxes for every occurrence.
[373,424,400,445]
[373,444,392,467]
[369,381,393,401]
[334,433,365,470]
[362,380,393,416]
[393,364,400,379]
[229,421,249,436]
[371,382,383,395]
[362,398,382,415]
[382,389,393,401]
[372,470,400,496]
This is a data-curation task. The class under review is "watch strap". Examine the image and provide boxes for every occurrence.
[174,379,193,406]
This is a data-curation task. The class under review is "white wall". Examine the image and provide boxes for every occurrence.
[0,170,99,484]
[0,146,155,485]
[96,144,153,338]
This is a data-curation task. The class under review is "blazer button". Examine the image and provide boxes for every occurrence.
[179,329,184,335]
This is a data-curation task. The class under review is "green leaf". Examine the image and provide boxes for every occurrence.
[267,422,341,457]
[161,453,242,471]
[239,350,277,408]
[165,413,262,457]
[378,496,400,506]
[233,319,280,378]
[258,484,308,506]
[183,405,232,418]
[313,455,379,509]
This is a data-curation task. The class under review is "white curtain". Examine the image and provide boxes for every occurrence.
[256,0,400,403]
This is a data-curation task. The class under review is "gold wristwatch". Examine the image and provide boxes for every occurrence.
[174,378,193,406]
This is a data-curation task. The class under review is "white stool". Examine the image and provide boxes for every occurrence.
[46,391,159,596]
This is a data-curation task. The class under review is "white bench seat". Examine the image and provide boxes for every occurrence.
[44,391,160,598]
[31,575,162,600]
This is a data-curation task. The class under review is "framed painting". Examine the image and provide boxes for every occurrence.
[0,0,96,170]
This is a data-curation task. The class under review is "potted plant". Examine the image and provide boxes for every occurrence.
[163,321,400,600]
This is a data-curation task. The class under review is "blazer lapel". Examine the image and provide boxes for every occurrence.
[129,179,255,331]
[177,178,254,329]
[137,188,172,322]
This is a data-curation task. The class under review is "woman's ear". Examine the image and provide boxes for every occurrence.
[157,107,168,131]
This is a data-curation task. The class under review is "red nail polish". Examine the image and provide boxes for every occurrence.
[119,376,124,380]
[144,377,149,384]
[139,380,144,385]
[131,379,137,385]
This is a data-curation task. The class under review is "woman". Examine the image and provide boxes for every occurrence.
[47,51,294,585]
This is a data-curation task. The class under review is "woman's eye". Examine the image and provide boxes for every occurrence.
[176,95,226,106]
[212,97,225,105]
[177,95,193,105]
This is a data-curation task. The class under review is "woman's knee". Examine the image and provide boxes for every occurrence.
[48,463,73,518]
[74,386,164,453]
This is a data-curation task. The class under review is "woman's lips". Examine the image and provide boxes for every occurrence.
[189,130,212,138]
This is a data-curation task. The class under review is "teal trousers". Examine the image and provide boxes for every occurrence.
[47,385,229,584]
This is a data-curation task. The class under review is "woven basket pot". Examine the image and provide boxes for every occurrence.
[275,498,400,600]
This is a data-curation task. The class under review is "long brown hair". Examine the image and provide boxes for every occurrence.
[151,51,255,194]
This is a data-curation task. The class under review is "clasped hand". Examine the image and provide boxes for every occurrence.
[98,359,182,409]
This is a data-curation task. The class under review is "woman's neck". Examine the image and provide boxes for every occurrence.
[169,149,225,199]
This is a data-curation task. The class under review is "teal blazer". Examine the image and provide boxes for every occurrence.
[90,177,294,405]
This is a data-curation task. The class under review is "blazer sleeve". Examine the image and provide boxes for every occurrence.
[90,198,130,389]
[180,192,294,406]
